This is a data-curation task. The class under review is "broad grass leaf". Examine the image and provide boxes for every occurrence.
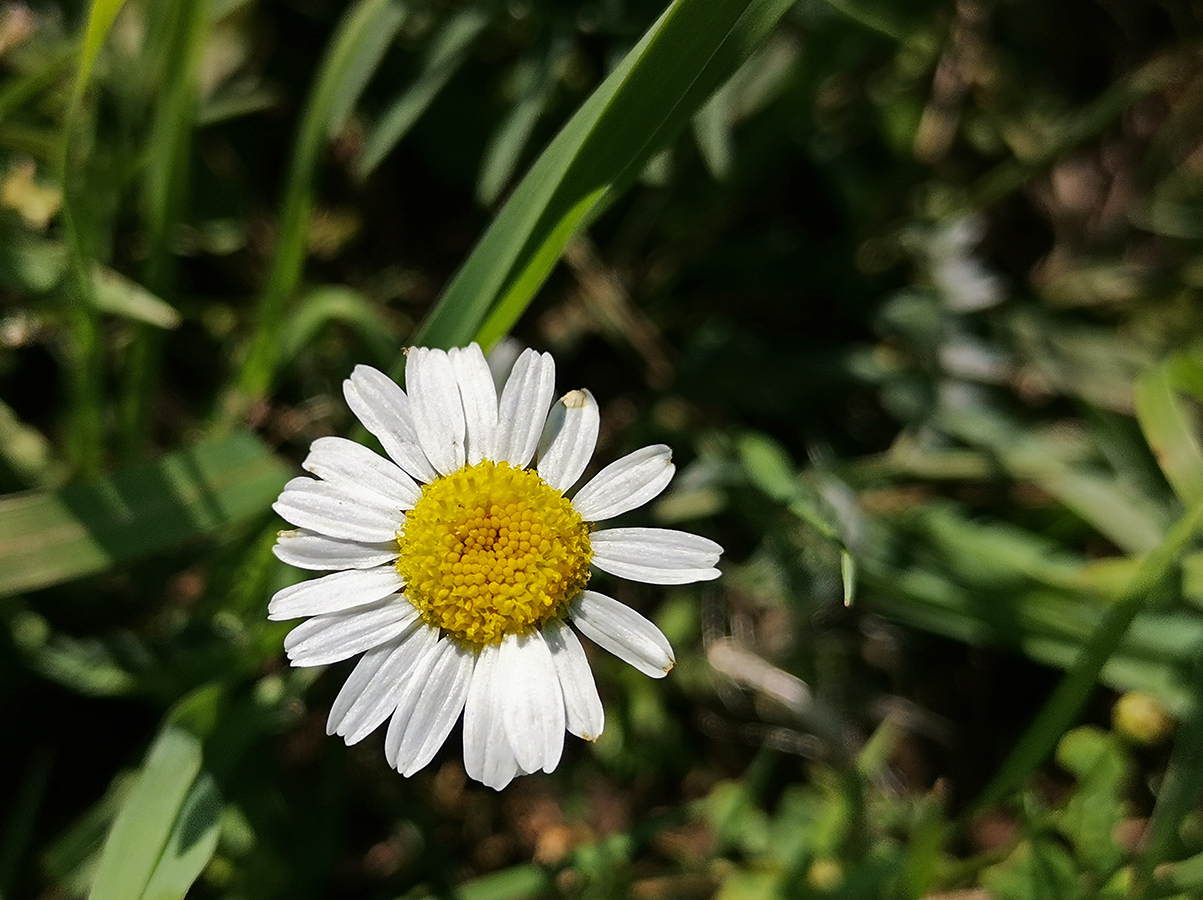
[87,727,203,900]
[0,431,290,596]
[138,773,221,900]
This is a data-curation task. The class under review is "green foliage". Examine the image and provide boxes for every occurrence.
[4,0,1203,898]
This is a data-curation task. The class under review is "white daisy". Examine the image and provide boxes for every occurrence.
[269,344,722,789]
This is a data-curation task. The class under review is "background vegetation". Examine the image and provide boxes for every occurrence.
[3,0,1203,898]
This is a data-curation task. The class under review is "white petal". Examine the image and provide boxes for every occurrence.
[303,436,420,509]
[571,445,675,522]
[283,598,418,667]
[406,347,467,476]
[450,344,498,465]
[537,389,600,493]
[268,566,404,620]
[570,590,674,679]
[544,619,604,741]
[463,642,520,790]
[494,349,556,467]
[343,365,437,483]
[328,623,438,745]
[273,476,401,543]
[386,637,474,776]
[273,529,398,571]
[326,639,396,737]
[499,631,565,774]
[590,527,722,585]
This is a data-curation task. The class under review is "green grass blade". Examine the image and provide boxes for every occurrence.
[138,773,221,900]
[0,431,290,597]
[355,6,490,181]
[276,284,398,369]
[235,0,407,404]
[59,0,131,475]
[0,399,67,489]
[412,0,796,355]
[91,266,181,329]
[1131,654,1203,900]
[87,727,203,900]
[120,0,210,462]
[0,749,53,900]
[970,496,1203,815]
[70,0,129,111]
[475,42,568,206]
[1134,356,1203,507]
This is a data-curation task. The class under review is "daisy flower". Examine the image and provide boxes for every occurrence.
[269,344,722,789]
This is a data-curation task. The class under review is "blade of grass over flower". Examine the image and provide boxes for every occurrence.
[411,0,797,355]
[235,0,407,407]
[0,431,290,597]
[970,496,1203,815]
[355,6,491,181]
[87,726,204,900]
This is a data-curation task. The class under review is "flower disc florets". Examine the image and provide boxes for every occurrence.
[396,460,592,645]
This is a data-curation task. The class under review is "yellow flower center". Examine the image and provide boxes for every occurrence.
[396,460,592,645]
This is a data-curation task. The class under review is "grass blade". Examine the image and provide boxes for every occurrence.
[276,284,398,369]
[138,773,221,900]
[475,40,569,207]
[0,431,290,597]
[412,0,796,355]
[970,496,1203,815]
[59,0,132,475]
[355,6,491,181]
[235,0,407,404]
[87,727,203,900]
[1134,355,1203,507]
[1132,653,1203,900]
[120,0,210,462]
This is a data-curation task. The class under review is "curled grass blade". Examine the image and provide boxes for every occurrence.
[411,0,796,356]
[276,284,398,369]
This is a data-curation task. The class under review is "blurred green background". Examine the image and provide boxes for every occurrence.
[4,0,1203,898]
